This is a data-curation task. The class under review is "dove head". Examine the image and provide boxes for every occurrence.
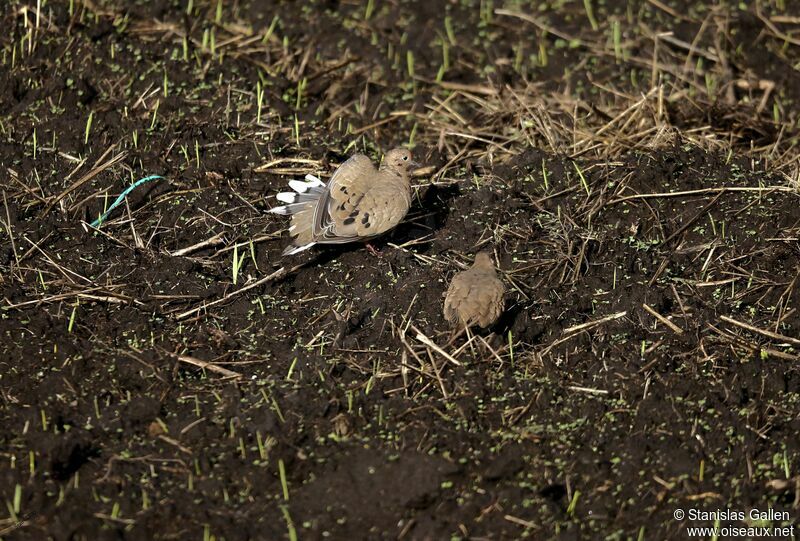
[382,148,418,177]
[473,251,495,270]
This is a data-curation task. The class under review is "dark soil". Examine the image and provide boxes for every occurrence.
[2,1,800,540]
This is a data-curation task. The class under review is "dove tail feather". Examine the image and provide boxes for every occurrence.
[282,242,315,256]
[275,191,322,205]
[288,175,325,193]
[271,174,327,256]
[269,202,307,215]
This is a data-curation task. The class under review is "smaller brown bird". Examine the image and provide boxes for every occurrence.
[268,148,418,256]
[444,252,506,329]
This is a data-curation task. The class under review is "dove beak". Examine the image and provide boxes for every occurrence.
[409,160,422,170]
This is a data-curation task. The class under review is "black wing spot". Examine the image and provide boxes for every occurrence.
[361,213,370,225]
[349,210,359,218]
[364,222,371,229]
[343,217,355,225]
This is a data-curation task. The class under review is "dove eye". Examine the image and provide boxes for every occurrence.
[402,156,408,161]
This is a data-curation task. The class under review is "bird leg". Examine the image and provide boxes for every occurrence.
[465,324,477,358]
[445,326,467,348]
[365,243,383,257]
[331,304,353,348]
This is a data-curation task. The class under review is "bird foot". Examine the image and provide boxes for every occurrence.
[365,243,383,257]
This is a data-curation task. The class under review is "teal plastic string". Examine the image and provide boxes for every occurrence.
[91,175,165,228]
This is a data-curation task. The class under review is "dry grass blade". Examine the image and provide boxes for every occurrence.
[174,355,242,379]
[170,232,226,257]
[412,325,462,367]
[40,150,127,217]
[719,315,800,347]
[562,311,629,335]
[643,304,684,334]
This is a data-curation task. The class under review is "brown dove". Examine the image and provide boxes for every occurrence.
[269,148,418,256]
[444,252,506,329]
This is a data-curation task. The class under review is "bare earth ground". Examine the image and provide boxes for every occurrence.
[2,0,800,540]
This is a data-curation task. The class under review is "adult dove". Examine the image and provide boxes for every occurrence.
[444,252,506,329]
[269,148,418,256]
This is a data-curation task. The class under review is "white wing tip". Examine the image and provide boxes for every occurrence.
[276,192,296,204]
[305,174,324,186]
[268,205,289,215]
[288,179,309,193]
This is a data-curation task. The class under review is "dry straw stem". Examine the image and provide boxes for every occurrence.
[4,289,142,310]
[175,354,242,379]
[412,324,462,367]
[562,311,629,335]
[719,315,800,348]
[537,312,629,358]
[708,324,800,362]
[170,232,226,257]
[643,303,684,335]
[40,149,127,217]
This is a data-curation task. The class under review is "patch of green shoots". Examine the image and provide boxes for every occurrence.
[278,459,289,500]
[280,505,298,541]
[567,489,580,516]
[13,483,22,517]
[256,80,264,123]
[541,160,549,191]
[437,37,450,82]
[149,100,159,131]
[444,16,456,45]
[263,15,279,43]
[84,111,93,145]
[573,162,590,195]
[232,243,244,285]
[408,122,417,148]
[613,19,622,62]
[295,77,306,110]
[583,0,598,30]
[538,40,548,67]
[68,301,78,332]
[256,431,267,460]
